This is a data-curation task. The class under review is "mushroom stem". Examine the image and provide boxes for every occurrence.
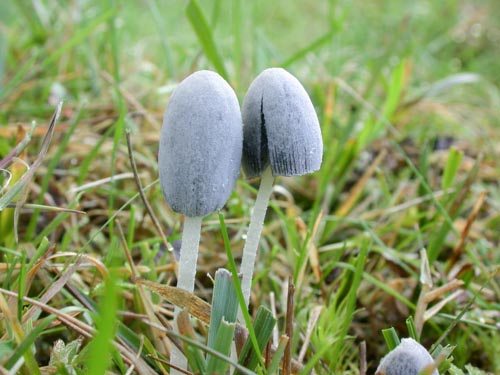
[239,167,274,312]
[171,215,203,375]
[176,215,203,293]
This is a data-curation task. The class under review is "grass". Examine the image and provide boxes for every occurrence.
[0,0,499,374]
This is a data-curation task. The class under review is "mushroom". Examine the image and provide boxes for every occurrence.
[376,338,439,375]
[239,67,323,309]
[158,70,242,371]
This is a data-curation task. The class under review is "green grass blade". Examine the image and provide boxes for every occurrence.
[406,316,419,341]
[382,327,400,351]
[206,319,237,375]
[4,313,58,369]
[442,147,463,191]
[282,30,335,68]
[207,268,239,348]
[186,0,229,80]
[86,270,122,375]
[145,0,175,76]
[329,242,368,365]
[39,7,117,70]
[266,335,288,375]
[218,212,265,368]
[237,306,276,374]
[168,329,257,375]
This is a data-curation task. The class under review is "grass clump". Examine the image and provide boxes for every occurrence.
[0,0,499,374]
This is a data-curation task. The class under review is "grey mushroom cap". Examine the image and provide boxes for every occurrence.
[158,70,243,217]
[241,67,323,178]
[376,338,439,375]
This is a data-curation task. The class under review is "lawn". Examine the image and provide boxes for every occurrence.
[0,1,499,374]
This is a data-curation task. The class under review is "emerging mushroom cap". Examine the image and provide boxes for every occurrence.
[376,338,439,375]
[158,70,242,217]
[242,67,323,178]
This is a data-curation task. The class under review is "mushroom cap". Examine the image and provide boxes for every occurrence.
[158,70,242,217]
[376,338,439,375]
[241,67,323,178]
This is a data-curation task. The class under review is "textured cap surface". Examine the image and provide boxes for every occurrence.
[242,68,323,178]
[376,338,439,375]
[158,70,242,217]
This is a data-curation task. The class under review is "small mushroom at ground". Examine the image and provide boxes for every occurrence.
[239,67,323,310]
[376,338,439,375]
[158,69,242,372]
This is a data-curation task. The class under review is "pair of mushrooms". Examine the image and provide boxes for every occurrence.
[158,67,322,373]
[158,68,322,307]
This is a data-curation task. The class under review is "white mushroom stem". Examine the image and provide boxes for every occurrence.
[239,167,274,312]
[171,215,202,375]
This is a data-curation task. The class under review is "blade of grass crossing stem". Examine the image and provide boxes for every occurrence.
[237,306,276,374]
[382,327,401,351]
[186,0,229,81]
[329,243,368,365]
[86,270,122,375]
[218,212,265,369]
[206,320,237,375]
[441,147,463,191]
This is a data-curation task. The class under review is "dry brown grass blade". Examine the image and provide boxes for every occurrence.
[296,210,323,294]
[0,292,25,345]
[5,203,86,214]
[449,190,487,265]
[176,308,195,353]
[336,149,388,217]
[145,355,194,375]
[424,279,465,303]
[116,219,171,356]
[13,102,63,243]
[359,341,367,375]
[449,154,481,217]
[297,306,322,363]
[136,278,211,324]
[22,256,83,324]
[125,130,171,252]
